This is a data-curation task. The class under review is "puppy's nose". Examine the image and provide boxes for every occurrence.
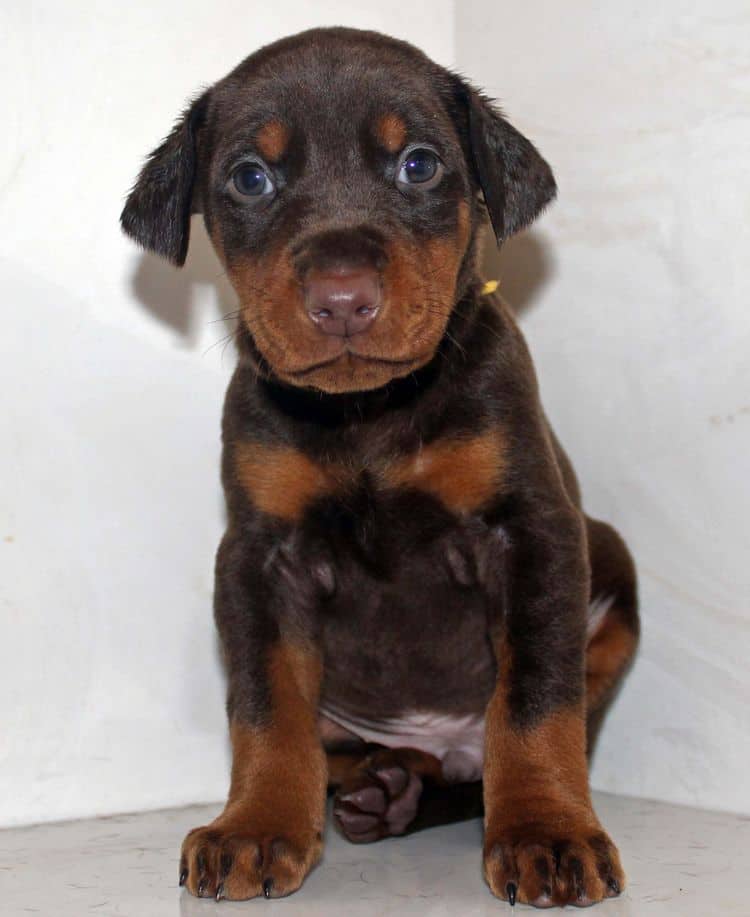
[304,268,380,337]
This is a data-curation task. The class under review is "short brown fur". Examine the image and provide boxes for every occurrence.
[120,26,638,908]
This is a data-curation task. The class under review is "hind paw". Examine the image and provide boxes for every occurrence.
[333,755,423,842]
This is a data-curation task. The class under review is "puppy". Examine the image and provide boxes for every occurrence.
[122,27,639,906]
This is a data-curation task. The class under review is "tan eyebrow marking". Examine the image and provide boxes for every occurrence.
[375,113,407,153]
[256,120,291,162]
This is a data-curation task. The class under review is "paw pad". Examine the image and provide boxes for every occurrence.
[333,762,423,842]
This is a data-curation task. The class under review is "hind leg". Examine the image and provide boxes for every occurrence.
[324,516,638,844]
[329,746,483,842]
[585,516,640,752]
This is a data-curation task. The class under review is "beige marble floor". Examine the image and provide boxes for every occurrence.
[0,792,747,915]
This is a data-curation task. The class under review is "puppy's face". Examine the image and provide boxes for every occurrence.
[122,29,556,393]
[203,47,474,394]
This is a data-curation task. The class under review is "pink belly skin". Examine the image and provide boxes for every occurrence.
[319,706,485,783]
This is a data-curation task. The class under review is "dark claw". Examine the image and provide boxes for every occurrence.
[197,878,207,896]
[506,881,517,907]
[570,856,584,888]
[220,852,233,878]
[215,882,225,901]
[263,878,273,899]
[608,876,621,895]
[179,868,188,887]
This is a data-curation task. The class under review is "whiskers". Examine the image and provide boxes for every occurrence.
[203,307,241,362]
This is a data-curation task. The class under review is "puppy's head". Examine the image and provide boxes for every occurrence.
[122,28,555,393]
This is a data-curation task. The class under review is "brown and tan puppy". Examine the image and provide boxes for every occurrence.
[122,26,639,907]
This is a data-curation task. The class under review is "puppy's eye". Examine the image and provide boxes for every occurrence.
[229,163,275,202]
[396,147,444,190]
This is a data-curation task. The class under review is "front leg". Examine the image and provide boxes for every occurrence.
[483,503,624,907]
[180,530,327,901]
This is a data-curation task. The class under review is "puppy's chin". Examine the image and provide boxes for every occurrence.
[273,350,434,394]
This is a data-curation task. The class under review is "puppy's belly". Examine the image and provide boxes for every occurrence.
[319,705,485,783]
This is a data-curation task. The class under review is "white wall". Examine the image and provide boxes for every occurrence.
[0,2,453,827]
[457,1,750,814]
[2,0,747,828]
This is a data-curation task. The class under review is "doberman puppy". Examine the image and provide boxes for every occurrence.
[121,26,639,907]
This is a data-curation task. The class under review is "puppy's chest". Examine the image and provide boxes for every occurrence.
[237,430,506,778]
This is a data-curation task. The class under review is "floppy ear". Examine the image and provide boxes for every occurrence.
[120,91,210,266]
[452,77,556,244]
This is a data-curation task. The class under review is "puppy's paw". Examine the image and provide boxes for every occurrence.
[333,753,424,843]
[483,821,624,907]
[179,817,322,900]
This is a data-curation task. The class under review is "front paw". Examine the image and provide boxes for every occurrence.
[180,816,323,900]
[483,820,624,907]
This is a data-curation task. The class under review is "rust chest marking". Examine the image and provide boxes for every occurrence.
[234,442,340,523]
[382,429,506,514]
[233,429,506,522]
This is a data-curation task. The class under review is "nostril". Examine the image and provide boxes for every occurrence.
[304,268,381,336]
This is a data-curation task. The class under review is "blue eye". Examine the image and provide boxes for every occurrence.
[396,147,444,189]
[230,163,275,200]
[404,151,437,182]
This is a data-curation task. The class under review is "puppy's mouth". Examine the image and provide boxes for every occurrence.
[282,347,430,380]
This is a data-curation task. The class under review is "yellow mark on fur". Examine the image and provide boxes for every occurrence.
[482,280,499,295]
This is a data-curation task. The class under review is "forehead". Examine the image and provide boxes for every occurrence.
[208,37,459,157]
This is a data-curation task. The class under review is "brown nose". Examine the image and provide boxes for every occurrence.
[304,268,380,337]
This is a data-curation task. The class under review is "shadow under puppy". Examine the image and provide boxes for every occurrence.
[121,27,639,907]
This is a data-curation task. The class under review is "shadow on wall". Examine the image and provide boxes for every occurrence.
[128,216,557,347]
[129,216,238,346]
[126,217,237,737]
[480,228,557,317]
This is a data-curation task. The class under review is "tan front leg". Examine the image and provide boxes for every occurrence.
[180,642,326,900]
[483,674,624,907]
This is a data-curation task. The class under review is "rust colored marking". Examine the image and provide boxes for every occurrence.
[375,112,407,153]
[329,745,445,793]
[326,751,369,787]
[383,428,506,513]
[234,442,339,521]
[225,642,325,812]
[484,700,593,829]
[256,120,291,162]
[586,610,638,714]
